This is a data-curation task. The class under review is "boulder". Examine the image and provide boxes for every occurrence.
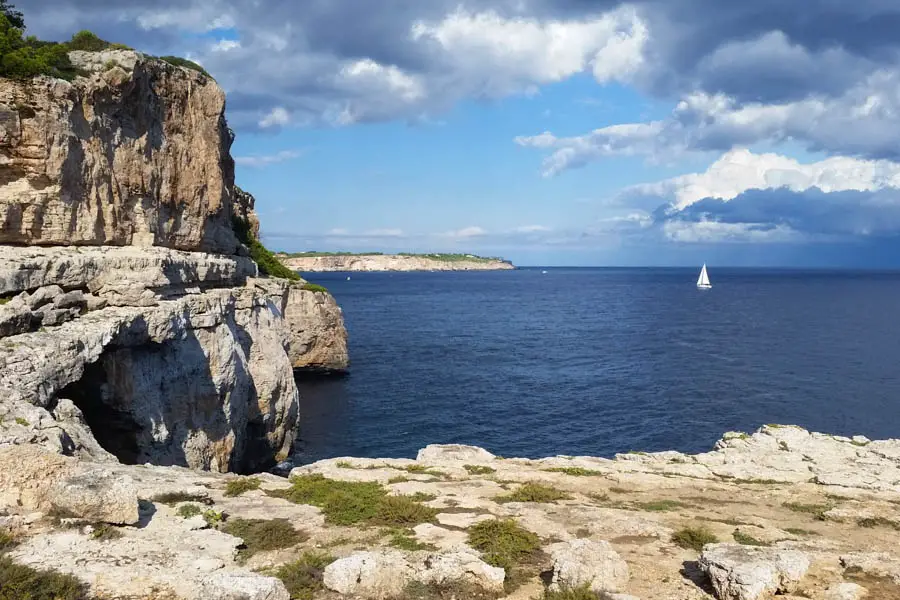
[416,444,497,464]
[284,283,349,373]
[26,285,64,309]
[418,551,505,593]
[548,539,630,593]
[323,550,413,599]
[196,570,290,600]
[0,445,139,525]
[699,544,810,600]
[53,290,87,310]
[824,582,868,600]
[35,305,79,327]
[0,298,32,337]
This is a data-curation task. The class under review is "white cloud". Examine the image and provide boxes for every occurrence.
[211,39,241,52]
[411,6,647,96]
[234,150,304,167]
[327,228,350,236]
[634,148,900,210]
[259,107,291,129]
[365,228,405,237]
[514,225,552,233]
[441,226,487,238]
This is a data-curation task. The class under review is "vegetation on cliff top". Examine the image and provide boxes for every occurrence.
[0,4,207,81]
[232,216,301,281]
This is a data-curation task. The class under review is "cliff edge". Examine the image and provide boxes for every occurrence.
[0,50,348,475]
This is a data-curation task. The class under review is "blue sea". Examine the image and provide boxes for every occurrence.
[291,268,900,464]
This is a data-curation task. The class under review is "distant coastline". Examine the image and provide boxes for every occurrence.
[277,252,515,272]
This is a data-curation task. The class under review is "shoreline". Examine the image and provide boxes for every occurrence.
[278,253,515,272]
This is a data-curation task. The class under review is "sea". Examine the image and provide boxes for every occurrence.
[290,267,900,465]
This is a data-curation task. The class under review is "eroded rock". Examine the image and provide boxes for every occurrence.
[323,550,413,599]
[699,544,810,600]
[548,539,630,593]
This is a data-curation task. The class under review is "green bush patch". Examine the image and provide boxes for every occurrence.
[387,528,438,552]
[0,555,89,600]
[633,499,689,512]
[89,523,122,541]
[732,530,771,546]
[222,518,306,560]
[272,551,334,600]
[543,467,604,477]
[151,491,212,506]
[857,517,900,531]
[783,502,831,521]
[495,482,571,504]
[177,504,203,519]
[269,474,436,527]
[467,519,540,571]
[160,55,211,78]
[540,585,605,600]
[232,216,301,281]
[224,477,261,497]
[671,526,719,552]
[301,283,329,293]
[0,530,15,551]
[463,465,496,475]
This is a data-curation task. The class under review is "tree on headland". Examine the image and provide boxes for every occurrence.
[0,1,23,29]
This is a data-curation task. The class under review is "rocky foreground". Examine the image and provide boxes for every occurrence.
[2,425,899,600]
[279,254,515,272]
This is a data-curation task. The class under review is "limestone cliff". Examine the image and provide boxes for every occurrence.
[0,51,349,474]
[281,253,515,272]
[0,50,239,253]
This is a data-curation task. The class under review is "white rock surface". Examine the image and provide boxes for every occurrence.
[418,551,506,592]
[416,444,497,464]
[824,582,868,600]
[323,550,413,599]
[699,544,810,600]
[548,539,630,593]
[197,570,290,600]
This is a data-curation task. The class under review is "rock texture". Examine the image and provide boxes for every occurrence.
[699,544,810,600]
[280,254,515,272]
[0,50,239,253]
[284,284,349,372]
[548,539,630,593]
[0,426,899,600]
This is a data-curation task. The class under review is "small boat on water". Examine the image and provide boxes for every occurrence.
[696,263,712,289]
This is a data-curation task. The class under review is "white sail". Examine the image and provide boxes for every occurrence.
[697,264,712,288]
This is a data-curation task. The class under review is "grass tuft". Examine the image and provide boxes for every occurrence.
[857,517,900,531]
[177,504,203,519]
[544,467,603,477]
[463,465,496,475]
[273,551,334,600]
[783,527,817,536]
[671,526,719,552]
[633,499,689,512]
[151,491,212,506]
[224,477,261,497]
[223,518,306,560]
[301,283,329,293]
[0,556,89,600]
[89,523,122,541]
[783,502,831,520]
[495,482,571,504]
[399,580,502,600]
[0,530,15,551]
[732,530,771,546]
[387,528,438,552]
[270,474,436,527]
[468,519,540,570]
[539,585,607,600]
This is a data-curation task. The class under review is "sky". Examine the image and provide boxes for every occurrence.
[19,0,900,266]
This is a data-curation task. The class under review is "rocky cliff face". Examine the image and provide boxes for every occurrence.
[0,52,349,474]
[281,254,515,272]
[0,50,239,253]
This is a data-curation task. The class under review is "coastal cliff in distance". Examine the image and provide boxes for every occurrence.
[279,252,515,272]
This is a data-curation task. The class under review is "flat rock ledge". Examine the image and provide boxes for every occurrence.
[1,425,899,600]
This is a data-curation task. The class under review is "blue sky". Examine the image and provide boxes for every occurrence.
[22,0,900,266]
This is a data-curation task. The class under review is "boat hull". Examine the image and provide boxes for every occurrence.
[697,284,712,289]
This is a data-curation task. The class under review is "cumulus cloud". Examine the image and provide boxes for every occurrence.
[441,226,488,238]
[234,149,304,167]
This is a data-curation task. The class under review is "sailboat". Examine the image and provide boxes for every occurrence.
[696,264,712,289]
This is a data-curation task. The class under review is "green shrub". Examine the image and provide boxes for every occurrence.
[224,477,261,497]
[0,1,23,29]
[543,467,603,477]
[151,491,212,506]
[732,530,770,546]
[89,523,122,541]
[633,499,689,512]
[13,418,27,427]
[387,528,438,552]
[177,504,203,519]
[301,283,329,293]
[671,526,718,552]
[222,518,306,559]
[467,519,540,570]
[783,502,831,520]
[399,580,501,600]
[270,474,436,527]
[0,555,88,600]
[539,585,605,600]
[273,551,334,600]
[232,216,300,281]
[463,465,496,475]
[160,55,211,77]
[0,530,15,551]
[67,30,108,52]
[495,482,571,504]
[857,517,900,531]
[203,509,225,526]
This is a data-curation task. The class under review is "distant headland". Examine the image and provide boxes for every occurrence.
[277,252,516,272]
